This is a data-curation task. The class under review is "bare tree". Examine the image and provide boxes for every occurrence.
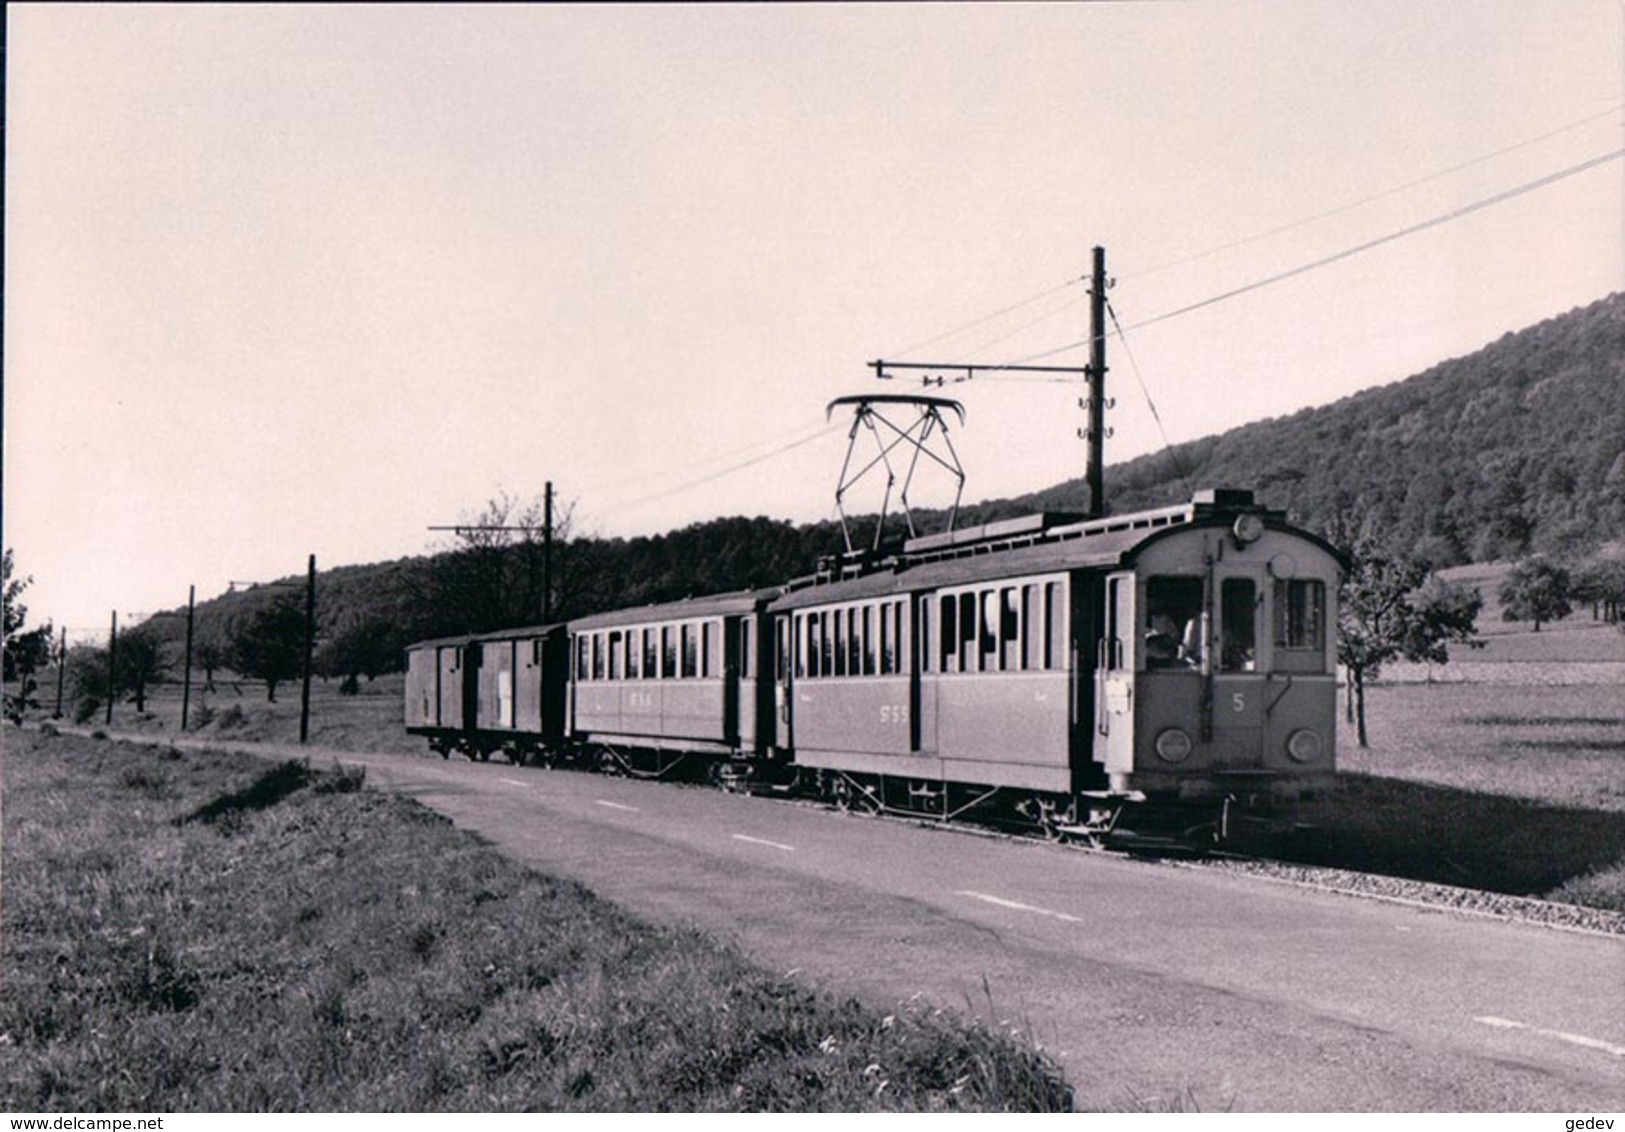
[419,489,579,635]
[3,549,55,721]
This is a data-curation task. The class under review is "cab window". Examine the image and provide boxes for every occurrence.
[1144,577,1203,670]
[1220,579,1258,672]
[1275,579,1325,650]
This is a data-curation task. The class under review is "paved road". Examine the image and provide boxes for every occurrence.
[102,730,1625,1111]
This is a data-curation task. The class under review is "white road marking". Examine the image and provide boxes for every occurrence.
[732,834,795,852]
[959,891,1084,924]
[498,778,527,787]
[1474,1015,1625,1058]
[595,800,640,813]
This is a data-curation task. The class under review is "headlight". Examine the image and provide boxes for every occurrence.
[1154,728,1193,763]
[1286,729,1322,763]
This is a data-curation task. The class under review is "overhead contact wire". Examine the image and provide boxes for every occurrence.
[1123,146,1625,334]
[886,275,1087,359]
[1016,146,1625,361]
[601,424,842,515]
[1127,101,1625,281]
[1106,299,1194,499]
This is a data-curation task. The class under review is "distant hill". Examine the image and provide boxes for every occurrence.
[999,291,1625,567]
[145,292,1625,668]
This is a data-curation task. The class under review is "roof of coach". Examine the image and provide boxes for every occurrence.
[403,631,478,652]
[567,586,780,632]
[770,492,1343,611]
[769,524,1156,611]
[469,622,565,643]
[405,622,565,651]
[1122,514,1349,571]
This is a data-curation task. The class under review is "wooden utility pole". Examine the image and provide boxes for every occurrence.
[543,481,554,622]
[53,627,66,719]
[105,610,118,726]
[1087,245,1109,519]
[181,585,196,732]
[299,555,315,745]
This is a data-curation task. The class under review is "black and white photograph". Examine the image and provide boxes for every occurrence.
[3,1,1623,1117]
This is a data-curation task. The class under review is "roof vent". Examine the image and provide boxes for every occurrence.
[1190,488,1256,510]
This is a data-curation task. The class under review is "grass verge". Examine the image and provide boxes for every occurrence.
[1309,682,1625,910]
[0,728,1071,1112]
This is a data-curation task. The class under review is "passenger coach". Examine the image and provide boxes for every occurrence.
[567,589,777,774]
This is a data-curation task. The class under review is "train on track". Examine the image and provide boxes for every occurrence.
[406,486,1345,845]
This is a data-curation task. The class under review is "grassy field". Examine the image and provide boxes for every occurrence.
[0,728,1072,1112]
[45,672,413,753]
[1312,680,1625,910]
[1436,559,1625,660]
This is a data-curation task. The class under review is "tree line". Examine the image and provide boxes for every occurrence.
[9,524,1621,746]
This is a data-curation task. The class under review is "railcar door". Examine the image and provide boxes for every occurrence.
[437,645,463,730]
[1094,572,1136,782]
[771,614,791,753]
[1209,568,1266,768]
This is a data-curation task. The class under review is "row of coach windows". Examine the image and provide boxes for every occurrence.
[936,582,1065,674]
[793,600,909,679]
[575,621,723,682]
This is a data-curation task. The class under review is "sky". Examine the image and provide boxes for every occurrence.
[6,2,1623,641]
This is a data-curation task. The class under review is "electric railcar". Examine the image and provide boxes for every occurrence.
[405,488,1344,840]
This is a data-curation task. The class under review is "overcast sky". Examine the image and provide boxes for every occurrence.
[6,2,1623,639]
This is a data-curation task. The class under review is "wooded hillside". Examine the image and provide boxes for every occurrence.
[1008,291,1625,565]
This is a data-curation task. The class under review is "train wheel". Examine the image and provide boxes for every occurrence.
[830,776,852,811]
[1032,796,1077,841]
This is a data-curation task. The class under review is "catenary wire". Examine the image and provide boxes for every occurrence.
[884,275,1087,359]
[1106,299,1194,499]
[881,103,1624,371]
[1012,146,1625,363]
[1125,101,1625,282]
[944,290,1091,367]
[599,424,843,516]
[593,415,835,497]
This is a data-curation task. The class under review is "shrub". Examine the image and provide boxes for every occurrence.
[189,699,215,729]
